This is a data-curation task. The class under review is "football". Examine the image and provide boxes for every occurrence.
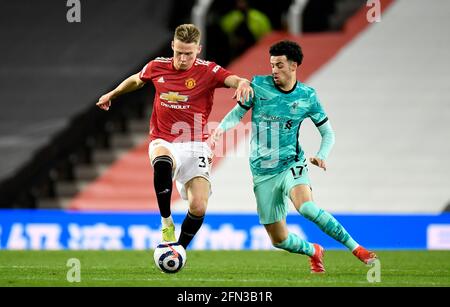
[153,242,187,273]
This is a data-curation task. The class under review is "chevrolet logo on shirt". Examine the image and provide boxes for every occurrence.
[160,92,189,103]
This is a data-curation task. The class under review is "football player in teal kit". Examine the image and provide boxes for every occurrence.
[213,40,377,273]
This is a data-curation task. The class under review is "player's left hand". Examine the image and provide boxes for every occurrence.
[309,157,327,171]
[233,79,254,103]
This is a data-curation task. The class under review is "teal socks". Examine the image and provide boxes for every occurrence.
[298,201,358,251]
[274,232,315,257]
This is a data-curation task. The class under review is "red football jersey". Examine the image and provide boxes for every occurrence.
[139,57,232,142]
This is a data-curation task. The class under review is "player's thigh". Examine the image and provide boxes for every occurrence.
[148,139,178,169]
[175,142,212,202]
[253,175,288,225]
[264,220,289,245]
[283,160,313,211]
[185,176,210,215]
[290,185,313,211]
[152,146,173,159]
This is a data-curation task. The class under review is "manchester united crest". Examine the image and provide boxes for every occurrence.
[185,78,196,89]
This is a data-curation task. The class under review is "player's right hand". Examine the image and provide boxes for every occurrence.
[309,157,327,171]
[233,79,253,103]
[96,94,112,111]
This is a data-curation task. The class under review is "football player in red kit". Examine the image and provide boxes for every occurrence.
[97,24,253,248]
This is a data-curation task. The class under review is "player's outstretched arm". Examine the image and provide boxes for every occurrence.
[224,75,254,103]
[310,121,336,171]
[96,73,145,111]
[211,103,249,147]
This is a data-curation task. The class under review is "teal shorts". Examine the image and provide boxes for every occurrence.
[253,159,310,225]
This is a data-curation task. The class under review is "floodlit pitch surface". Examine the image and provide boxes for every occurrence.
[0,250,449,286]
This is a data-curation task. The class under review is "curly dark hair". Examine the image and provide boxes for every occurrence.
[269,40,303,66]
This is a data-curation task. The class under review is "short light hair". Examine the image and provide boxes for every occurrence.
[174,24,201,44]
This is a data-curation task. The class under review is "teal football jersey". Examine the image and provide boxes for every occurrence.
[244,75,329,176]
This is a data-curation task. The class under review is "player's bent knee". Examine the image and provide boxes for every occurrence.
[188,197,208,216]
[152,147,174,165]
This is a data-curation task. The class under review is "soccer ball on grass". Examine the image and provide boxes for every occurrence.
[153,242,186,273]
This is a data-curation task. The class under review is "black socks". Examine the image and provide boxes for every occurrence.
[178,211,205,249]
[152,155,173,218]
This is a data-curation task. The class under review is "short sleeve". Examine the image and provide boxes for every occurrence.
[308,89,329,127]
[139,61,154,82]
[208,62,232,88]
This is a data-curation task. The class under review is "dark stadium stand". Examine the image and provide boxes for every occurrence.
[0,0,174,207]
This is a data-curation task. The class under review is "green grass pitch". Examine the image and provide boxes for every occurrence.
[0,250,449,287]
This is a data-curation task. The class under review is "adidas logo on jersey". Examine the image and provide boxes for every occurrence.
[157,77,165,83]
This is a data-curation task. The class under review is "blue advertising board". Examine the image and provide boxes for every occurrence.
[0,210,449,250]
